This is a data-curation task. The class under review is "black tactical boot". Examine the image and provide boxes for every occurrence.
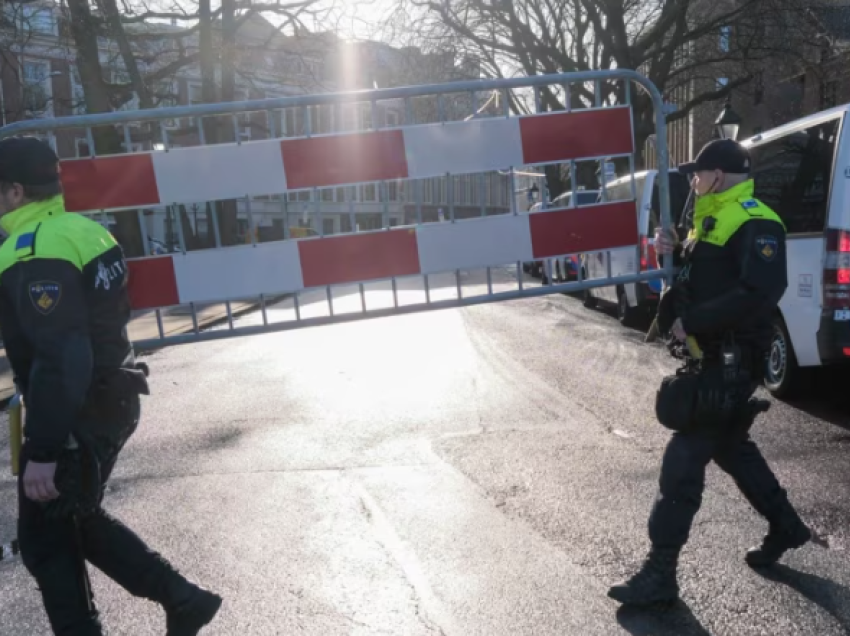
[608,547,680,606]
[746,521,811,568]
[165,585,222,636]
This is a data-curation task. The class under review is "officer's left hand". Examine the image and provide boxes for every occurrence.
[671,318,687,342]
[23,461,60,502]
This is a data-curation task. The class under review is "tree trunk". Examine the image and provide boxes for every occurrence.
[66,0,143,257]
[97,0,151,109]
[217,0,240,246]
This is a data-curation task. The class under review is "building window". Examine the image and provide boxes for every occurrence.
[22,60,51,114]
[110,67,139,111]
[388,180,400,201]
[719,26,731,53]
[5,5,56,35]
[188,84,203,105]
[153,81,179,108]
[69,66,87,115]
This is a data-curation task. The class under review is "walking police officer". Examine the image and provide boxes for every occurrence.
[608,139,811,606]
[0,137,222,634]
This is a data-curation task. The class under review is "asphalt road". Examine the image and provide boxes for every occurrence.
[1,267,849,635]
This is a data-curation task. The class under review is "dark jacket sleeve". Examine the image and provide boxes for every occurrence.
[4,259,93,461]
[681,219,787,335]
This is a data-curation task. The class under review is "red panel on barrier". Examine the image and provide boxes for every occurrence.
[127,257,180,310]
[60,155,161,212]
[281,130,409,189]
[529,201,638,258]
[519,108,634,164]
[299,229,421,288]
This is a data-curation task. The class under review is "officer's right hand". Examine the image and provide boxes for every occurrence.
[23,461,60,502]
[654,227,679,255]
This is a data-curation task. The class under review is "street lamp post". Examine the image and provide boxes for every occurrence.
[527,182,539,206]
[715,100,743,141]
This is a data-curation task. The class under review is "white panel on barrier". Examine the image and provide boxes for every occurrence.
[173,241,304,304]
[152,140,288,204]
[403,117,523,179]
[416,214,534,275]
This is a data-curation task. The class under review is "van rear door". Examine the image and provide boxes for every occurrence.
[748,114,842,368]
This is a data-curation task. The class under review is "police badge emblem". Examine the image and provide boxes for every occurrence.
[28,281,61,315]
[755,235,778,262]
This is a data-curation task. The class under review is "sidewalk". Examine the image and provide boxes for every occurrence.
[0,298,271,406]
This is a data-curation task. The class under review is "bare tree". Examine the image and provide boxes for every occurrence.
[380,0,827,195]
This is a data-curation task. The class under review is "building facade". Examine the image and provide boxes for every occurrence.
[645,2,850,169]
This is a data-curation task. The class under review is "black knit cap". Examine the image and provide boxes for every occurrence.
[0,136,60,186]
[678,139,751,176]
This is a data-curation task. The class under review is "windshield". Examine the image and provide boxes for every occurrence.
[577,191,600,205]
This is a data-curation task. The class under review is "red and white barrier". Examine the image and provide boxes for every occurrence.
[126,201,638,309]
[59,107,634,213]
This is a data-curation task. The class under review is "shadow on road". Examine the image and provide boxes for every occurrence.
[615,601,713,636]
[756,564,850,631]
[781,367,850,430]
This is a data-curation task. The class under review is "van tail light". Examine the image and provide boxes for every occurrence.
[824,228,850,309]
[640,235,656,270]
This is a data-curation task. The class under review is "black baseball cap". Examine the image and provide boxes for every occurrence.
[678,139,751,176]
[0,136,60,186]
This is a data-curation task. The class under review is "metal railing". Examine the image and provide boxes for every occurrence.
[0,70,674,350]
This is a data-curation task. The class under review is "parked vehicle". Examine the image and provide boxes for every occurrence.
[738,105,849,397]
[580,169,691,327]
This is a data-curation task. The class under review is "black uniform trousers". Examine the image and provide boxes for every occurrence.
[18,393,177,635]
[647,353,798,550]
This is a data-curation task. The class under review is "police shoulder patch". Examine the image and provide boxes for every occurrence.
[741,199,759,210]
[755,235,778,262]
[28,281,62,315]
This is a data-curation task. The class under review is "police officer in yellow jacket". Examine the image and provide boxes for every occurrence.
[0,137,221,635]
[608,139,811,606]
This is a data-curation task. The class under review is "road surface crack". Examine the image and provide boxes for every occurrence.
[353,482,452,636]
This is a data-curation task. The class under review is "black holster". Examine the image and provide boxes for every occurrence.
[84,363,150,429]
[656,342,767,436]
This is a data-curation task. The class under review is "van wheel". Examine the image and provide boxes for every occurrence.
[617,287,641,328]
[581,271,597,308]
[764,315,803,399]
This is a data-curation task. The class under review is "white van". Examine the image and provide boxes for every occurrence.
[740,105,850,397]
[580,169,692,327]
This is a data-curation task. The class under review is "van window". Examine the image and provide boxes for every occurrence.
[750,118,839,234]
[576,191,601,206]
[649,172,691,236]
[604,177,644,203]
